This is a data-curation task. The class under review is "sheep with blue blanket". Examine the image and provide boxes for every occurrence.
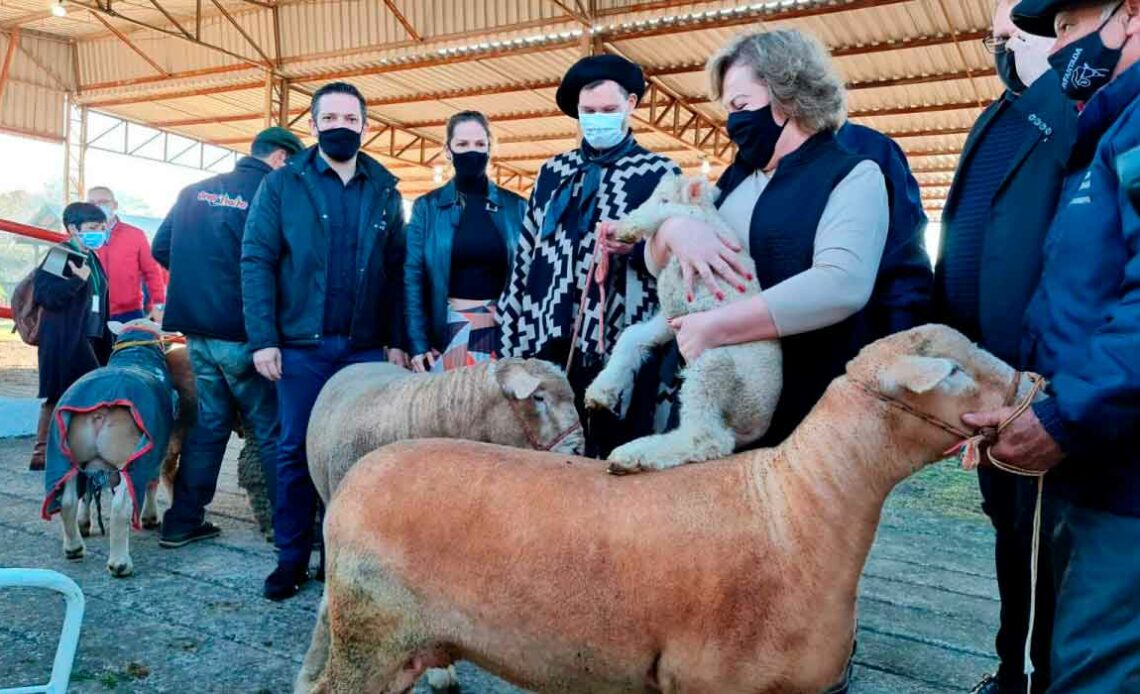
[42,319,192,577]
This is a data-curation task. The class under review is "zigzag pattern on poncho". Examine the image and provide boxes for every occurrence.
[498,141,681,429]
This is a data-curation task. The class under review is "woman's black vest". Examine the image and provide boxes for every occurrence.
[717,131,874,446]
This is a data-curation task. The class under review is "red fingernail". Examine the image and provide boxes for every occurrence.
[687,294,693,302]
[737,285,745,293]
[716,291,725,301]
[747,273,754,281]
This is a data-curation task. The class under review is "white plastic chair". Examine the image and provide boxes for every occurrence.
[0,569,85,694]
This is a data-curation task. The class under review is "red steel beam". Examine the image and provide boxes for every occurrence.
[381,0,423,42]
[88,11,170,77]
[0,218,68,243]
[0,28,19,106]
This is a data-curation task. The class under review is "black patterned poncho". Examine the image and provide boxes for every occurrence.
[498,135,681,431]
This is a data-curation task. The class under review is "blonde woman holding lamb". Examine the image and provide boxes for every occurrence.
[645,29,891,450]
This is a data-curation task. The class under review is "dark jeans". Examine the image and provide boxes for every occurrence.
[162,337,280,535]
[111,309,146,323]
[978,466,1056,693]
[274,337,384,567]
[1047,498,1140,694]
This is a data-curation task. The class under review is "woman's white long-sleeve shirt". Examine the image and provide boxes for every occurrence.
[646,160,889,337]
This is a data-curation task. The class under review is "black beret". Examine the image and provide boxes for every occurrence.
[252,126,305,155]
[555,54,647,119]
[1011,0,1081,37]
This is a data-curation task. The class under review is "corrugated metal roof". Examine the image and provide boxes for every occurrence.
[3,0,1027,207]
[0,31,71,140]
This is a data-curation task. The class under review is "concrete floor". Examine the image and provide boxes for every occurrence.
[0,428,1002,693]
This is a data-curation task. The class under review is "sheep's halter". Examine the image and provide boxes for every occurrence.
[111,329,185,354]
[508,398,583,452]
[565,228,611,375]
[854,368,1048,694]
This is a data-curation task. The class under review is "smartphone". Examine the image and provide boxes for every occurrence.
[41,245,86,279]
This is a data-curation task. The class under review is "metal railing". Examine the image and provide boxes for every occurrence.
[0,218,67,320]
[0,569,86,694]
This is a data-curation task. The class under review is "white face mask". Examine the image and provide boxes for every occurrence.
[578,110,628,150]
[1009,33,1053,90]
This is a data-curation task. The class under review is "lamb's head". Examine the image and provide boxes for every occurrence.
[613,174,719,244]
[487,358,584,455]
[843,324,1031,464]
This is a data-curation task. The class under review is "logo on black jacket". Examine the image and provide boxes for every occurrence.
[197,191,249,210]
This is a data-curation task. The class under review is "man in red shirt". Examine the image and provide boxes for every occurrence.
[87,186,167,322]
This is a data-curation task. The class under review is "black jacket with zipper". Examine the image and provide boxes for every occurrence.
[153,156,272,342]
[404,179,525,356]
[241,146,408,352]
[934,73,1077,367]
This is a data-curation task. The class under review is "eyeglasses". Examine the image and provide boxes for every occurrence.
[981,36,1008,54]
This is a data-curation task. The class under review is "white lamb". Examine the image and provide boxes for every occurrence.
[585,174,782,472]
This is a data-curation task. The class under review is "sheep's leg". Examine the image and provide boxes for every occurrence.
[425,665,460,691]
[77,489,92,537]
[106,480,134,578]
[586,312,674,414]
[60,475,86,560]
[141,480,160,530]
[318,633,426,694]
[608,349,736,473]
[296,593,333,694]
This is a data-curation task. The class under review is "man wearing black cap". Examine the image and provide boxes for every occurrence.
[965,1,1140,691]
[152,126,304,551]
[930,3,1077,693]
[499,54,681,457]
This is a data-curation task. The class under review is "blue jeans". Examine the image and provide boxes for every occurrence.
[1047,498,1140,693]
[162,337,280,535]
[274,337,384,567]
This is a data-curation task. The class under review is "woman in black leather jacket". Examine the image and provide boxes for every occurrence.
[405,111,526,372]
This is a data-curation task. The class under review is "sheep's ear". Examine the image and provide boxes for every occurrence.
[878,356,959,395]
[106,320,126,336]
[682,177,709,203]
[495,362,542,400]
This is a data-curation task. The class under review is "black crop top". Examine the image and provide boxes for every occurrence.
[449,176,508,300]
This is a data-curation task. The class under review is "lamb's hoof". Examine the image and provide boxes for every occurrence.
[608,437,688,474]
[584,382,621,413]
[64,546,85,561]
[107,559,133,578]
[606,462,642,476]
[141,516,160,530]
[78,523,91,538]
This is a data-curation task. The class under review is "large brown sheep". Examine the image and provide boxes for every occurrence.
[298,325,1035,693]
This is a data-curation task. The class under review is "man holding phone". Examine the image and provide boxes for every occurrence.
[29,202,113,471]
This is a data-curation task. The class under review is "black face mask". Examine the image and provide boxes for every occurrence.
[727,106,787,171]
[318,127,362,162]
[451,150,489,180]
[1048,4,1125,102]
[996,48,1027,94]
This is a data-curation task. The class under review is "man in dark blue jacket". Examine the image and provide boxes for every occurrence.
[836,122,933,338]
[968,1,1140,691]
[152,126,303,550]
[933,3,1076,691]
[242,81,409,601]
